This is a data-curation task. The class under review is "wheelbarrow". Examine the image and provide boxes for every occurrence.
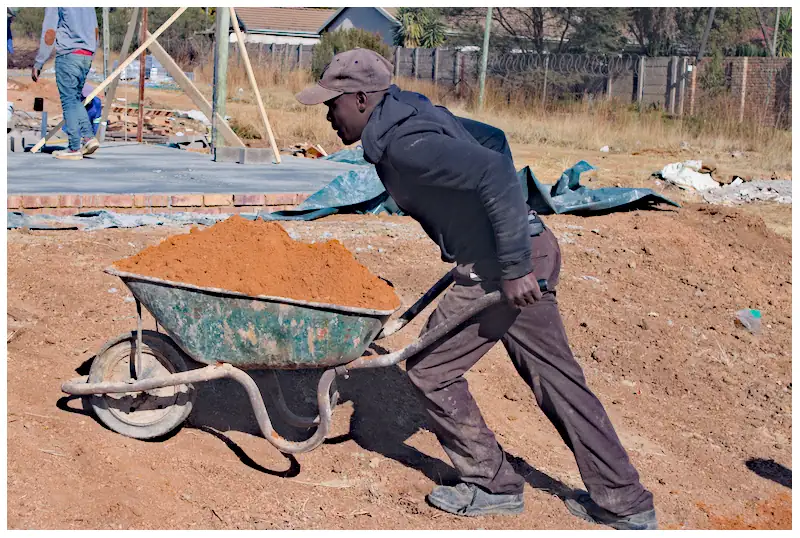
[62,266,546,454]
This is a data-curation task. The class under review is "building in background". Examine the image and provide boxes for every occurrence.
[234,7,399,46]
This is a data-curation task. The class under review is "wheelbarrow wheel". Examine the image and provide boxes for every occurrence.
[85,330,196,440]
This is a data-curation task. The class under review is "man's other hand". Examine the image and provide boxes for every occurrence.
[31,66,40,82]
[501,272,542,308]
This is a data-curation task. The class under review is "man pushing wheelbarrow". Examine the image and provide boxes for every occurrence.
[295,48,657,530]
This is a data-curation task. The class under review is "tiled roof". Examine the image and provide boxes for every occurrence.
[235,7,336,34]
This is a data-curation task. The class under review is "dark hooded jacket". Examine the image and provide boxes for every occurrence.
[361,85,531,281]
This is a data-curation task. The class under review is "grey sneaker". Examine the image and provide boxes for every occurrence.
[53,148,83,160]
[81,137,100,156]
[426,482,524,516]
[565,491,658,530]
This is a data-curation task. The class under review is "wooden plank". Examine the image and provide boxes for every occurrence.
[230,6,281,162]
[98,7,139,142]
[146,34,244,148]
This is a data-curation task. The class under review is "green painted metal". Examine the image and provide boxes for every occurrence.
[107,268,397,370]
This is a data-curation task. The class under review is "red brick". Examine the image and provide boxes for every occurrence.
[168,207,202,215]
[148,194,170,207]
[96,194,134,208]
[203,194,233,206]
[22,195,59,208]
[225,206,262,215]
[170,194,204,207]
[233,193,265,206]
[263,193,297,206]
[45,207,80,217]
[191,207,222,215]
[58,194,83,207]
[7,196,22,209]
[134,194,147,207]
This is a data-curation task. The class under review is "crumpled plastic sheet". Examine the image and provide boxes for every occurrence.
[656,160,720,191]
[6,210,233,231]
[259,148,678,221]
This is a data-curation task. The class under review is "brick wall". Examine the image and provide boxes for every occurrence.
[7,193,311,216]
[689,56,791,128]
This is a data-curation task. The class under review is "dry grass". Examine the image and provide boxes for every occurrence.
[197,61,791,172]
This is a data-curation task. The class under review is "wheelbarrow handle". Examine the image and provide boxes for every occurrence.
[375,271,549,341]
[375,269,456,340]
[345,290,505,371]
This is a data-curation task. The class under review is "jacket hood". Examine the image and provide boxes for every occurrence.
[361,85,435,164]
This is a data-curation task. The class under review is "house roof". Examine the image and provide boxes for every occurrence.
[235,7,399,36]
[235,7,337,35]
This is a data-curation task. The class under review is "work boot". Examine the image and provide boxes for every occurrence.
[565,491,658,530]
[81,137,100,156]
[426,482,524,516]
[53,148,83,160]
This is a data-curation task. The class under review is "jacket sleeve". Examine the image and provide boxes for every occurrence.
[386,128,532,280]
[34,7,58,70]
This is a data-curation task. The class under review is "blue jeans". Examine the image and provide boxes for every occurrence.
[55,53,94,150]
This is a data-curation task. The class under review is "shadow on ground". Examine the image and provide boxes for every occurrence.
[186,357,576,498]
[59,350,577,497]
[746,458,792,489]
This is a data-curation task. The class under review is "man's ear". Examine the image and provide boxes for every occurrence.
[355,91,368,112]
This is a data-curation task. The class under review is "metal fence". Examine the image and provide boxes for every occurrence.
[154,39,790,129]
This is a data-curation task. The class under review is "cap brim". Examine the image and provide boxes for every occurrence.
[295,84,344,105]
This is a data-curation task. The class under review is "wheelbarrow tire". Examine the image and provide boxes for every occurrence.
[85,330,196,440]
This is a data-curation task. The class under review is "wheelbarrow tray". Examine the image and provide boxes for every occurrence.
[106,266,398,370]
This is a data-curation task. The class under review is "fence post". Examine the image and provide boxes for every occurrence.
[296,44,301,70]
[637,56,645,108]
[454,50,462,89]
[413,48,419,78]
[678,56,688,116]
[689,61,697,116]
[668,56,678,114]
[270,44,275,65]
[542,55,549,106]
[739,57,748,123]
[606,70,613,101]
[433,47,440,84]
[394,46,401,78]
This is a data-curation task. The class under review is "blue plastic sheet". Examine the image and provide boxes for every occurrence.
[258,148,677,221]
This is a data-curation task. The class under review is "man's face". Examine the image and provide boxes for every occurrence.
[325,93,366,145]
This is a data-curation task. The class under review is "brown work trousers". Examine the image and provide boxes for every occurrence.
[406,227,654,517]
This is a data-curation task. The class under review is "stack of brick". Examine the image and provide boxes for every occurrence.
[7,193,310,216]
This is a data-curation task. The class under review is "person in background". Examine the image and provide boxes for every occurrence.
[8,8,18,54]
[32,7,100,160]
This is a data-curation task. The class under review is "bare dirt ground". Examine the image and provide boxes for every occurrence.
[7,202,792,530]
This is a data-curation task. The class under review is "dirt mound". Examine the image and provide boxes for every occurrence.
[697,493,792,529]
[113,216,399,310]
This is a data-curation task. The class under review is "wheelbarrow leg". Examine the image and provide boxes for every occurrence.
[62,362,341,455]
[264,370,321,429]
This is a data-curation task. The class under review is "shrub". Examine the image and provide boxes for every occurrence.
[311,28,391,80]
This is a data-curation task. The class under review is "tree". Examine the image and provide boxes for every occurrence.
[393,7,446,48]
[312,28,391,80]
[563,8,629,53]
[776,9,791,57]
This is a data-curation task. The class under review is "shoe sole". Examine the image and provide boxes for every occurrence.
[82,141,100,156]
[565,502,656,530]
[427,495,524,517]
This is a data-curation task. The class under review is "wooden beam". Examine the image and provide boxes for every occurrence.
[32,7,187,153]
[229,7,282,163]
[98,7,139,142]
[147,35,245,148]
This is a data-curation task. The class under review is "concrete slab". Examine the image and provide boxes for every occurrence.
[7,142,364,194]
